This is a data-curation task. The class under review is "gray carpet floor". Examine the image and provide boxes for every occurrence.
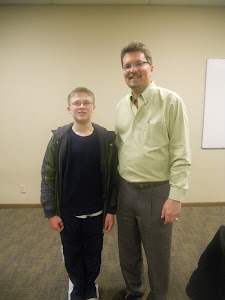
[0,206,224,300]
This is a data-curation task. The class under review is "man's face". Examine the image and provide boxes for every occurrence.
[67,92,95,123]
[122,51,153,96]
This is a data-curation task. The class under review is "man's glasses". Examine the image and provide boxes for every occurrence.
[70,101,93,107]
[122,61,150,71]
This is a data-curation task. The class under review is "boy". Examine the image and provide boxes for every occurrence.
[41,87,118,300]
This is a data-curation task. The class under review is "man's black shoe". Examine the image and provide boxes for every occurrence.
[112,289,136,300]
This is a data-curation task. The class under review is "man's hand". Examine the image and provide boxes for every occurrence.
[48,215,64,232]
[103,213,114,233]
[161,198,181,224]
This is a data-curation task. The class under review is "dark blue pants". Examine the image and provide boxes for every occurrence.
[60,214,103,300]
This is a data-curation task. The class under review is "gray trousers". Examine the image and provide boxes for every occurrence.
[117,177,172,300]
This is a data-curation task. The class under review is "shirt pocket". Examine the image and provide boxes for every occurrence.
[143,122,169,148]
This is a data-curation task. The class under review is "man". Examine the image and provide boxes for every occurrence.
[41,87,118,300]
[113,42,191,300]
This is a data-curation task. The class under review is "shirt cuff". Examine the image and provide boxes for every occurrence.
[169,186,187,202]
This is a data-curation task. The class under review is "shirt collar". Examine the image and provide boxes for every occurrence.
[130,81,156,104]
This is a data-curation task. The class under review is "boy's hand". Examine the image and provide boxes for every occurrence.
[48,215,64,232]
[103,213,114,233]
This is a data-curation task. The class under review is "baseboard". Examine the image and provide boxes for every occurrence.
[181,202,225,207]
[0,204,43,208]
[0,202,224,208]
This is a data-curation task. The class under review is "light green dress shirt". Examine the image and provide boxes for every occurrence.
[115,81,191,202]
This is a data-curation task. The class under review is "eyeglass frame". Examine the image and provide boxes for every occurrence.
[70,101,94,107]
[122,61,151,71]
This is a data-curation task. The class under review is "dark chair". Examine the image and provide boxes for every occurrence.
[186,225,225,300]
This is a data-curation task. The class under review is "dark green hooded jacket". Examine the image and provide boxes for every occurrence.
[41,123,118,220]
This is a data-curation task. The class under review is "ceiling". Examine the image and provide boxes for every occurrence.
[0,0,225,6]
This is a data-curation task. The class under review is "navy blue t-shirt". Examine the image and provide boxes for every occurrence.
[62,129,102,216]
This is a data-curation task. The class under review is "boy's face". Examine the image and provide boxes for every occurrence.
[67,92,95,123]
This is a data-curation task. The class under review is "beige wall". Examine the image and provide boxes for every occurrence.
[0,4,224,204]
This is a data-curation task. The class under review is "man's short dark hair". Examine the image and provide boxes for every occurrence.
[121,42,153,66]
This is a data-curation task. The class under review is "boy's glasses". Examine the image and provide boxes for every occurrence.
[71,101,93,107]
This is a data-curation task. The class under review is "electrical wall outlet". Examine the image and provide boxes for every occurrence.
[20,185,26,193]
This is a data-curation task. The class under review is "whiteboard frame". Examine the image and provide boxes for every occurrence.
[202,58,225,149]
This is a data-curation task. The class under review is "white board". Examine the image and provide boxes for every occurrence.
[202,58,225,149]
